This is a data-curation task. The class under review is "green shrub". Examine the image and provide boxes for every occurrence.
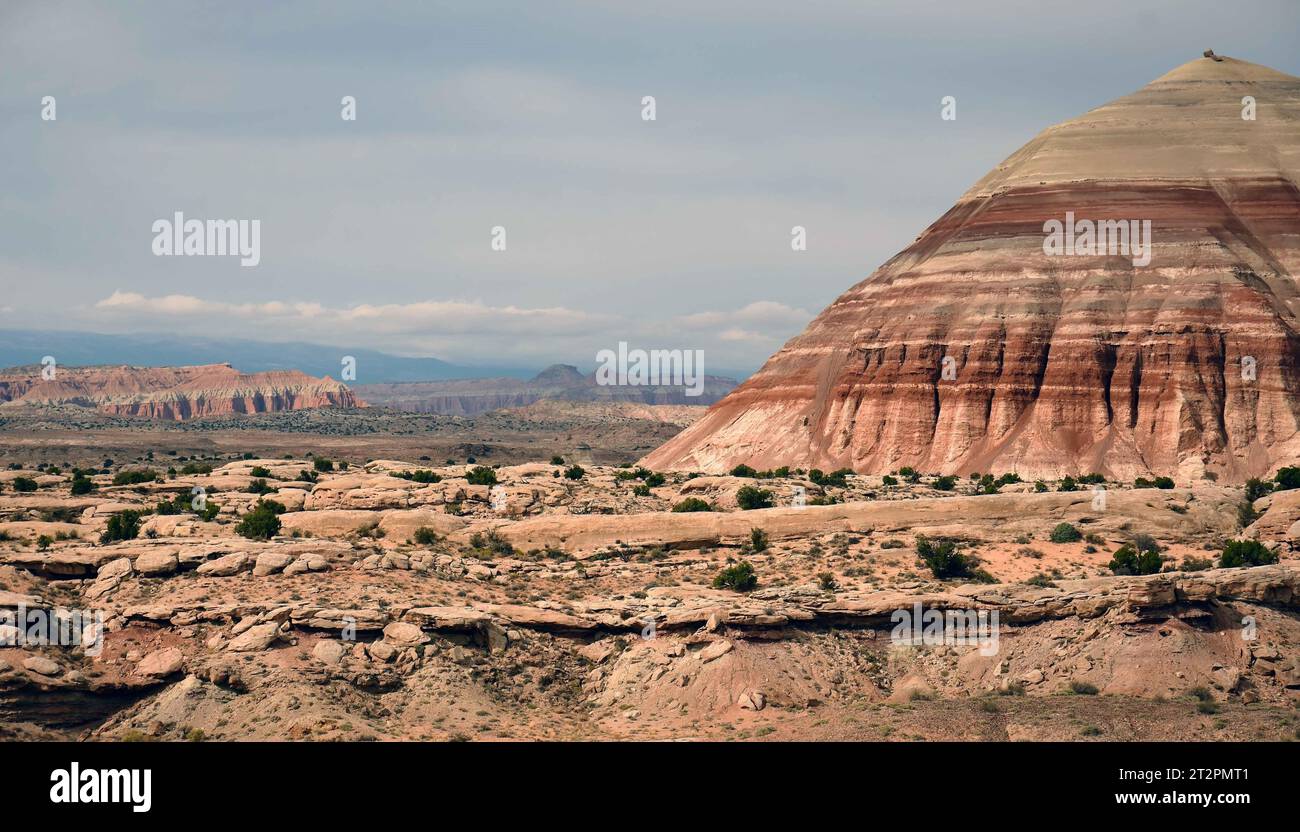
[748,528,769,552]
[933,475,957,491]
[1034,481,1048,493]
[154,494,186,515]
[712,560,757,592]
[36,535,53,551]
[235,501,283,540]
[1049,522,1082,543]
[413,527,439,546]
[313,458,335,473]
[916,535,977,579]
[245,478,276,495]
[1057,476,1077,492]
[466,466,498,486]
[468,529,514,557]
[1153,476,1175,489]
[1219,539,1277,569]
[249,466,272,478]
[550,455,565,465]
[101,510,142,543]
[1107,543,1163,575]
[12,476,39,492]
[1245,478,1271,502]
[729,464,758,478]
[112,469,157,486]
[809,468,853,488]
[1069,680,1099,695]
[881,475,898,486]
[1237,499,1259,529]
[1273,466,1300,491]
[393,469,441,483]
[70,475,96,495]
[564,465,586,480]
[672,497,712,513]
[736,485,773,510]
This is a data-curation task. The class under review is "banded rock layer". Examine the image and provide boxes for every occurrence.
[0,363,363,420]
[644,55,1300,481]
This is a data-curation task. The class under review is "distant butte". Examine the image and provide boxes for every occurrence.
[643,55,1300,482]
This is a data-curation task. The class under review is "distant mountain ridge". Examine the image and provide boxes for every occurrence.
[354,364,737,416]
[0,329,534,383]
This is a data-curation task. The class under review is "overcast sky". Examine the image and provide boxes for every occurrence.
[2,0,1297,373]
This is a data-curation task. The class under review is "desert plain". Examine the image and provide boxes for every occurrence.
[1,402,1298,742]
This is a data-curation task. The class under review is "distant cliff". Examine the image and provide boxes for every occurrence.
[0,363,364,420]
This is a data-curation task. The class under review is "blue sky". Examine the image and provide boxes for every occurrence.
[2,0,1297,372]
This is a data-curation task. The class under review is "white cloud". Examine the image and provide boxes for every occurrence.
[94,290,610,336]
[83,291,812,371]
[679,300,812,331]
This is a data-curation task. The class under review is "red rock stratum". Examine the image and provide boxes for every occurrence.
[644,55,1300,482]
[0,363,363,420]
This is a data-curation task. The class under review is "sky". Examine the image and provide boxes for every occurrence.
[2,0,1297,375]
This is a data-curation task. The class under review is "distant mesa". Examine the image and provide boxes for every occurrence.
[643,55,1300,482]
[0,363,364,420]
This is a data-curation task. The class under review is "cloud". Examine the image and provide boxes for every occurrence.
[84,291,811,371]
[678,300,812,331]
[94,290,609,337]
[7,1,1295,375]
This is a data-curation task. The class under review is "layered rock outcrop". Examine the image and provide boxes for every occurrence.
[0,363,363,420]
[643,55,1300,481]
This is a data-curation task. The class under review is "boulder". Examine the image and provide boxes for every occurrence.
[282,552,329,576]
[96,557,134,582]
[699,640,733,663]
[578,641,617,664]
[23,655,62,676]
[311,639,347,664]
[368,640,398,662]
[196,553,250,577]
[253,551,295,577]
[134,550,179,576]
[382,621,428,648]
[136,647,185,678]
[226,622,282,652]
